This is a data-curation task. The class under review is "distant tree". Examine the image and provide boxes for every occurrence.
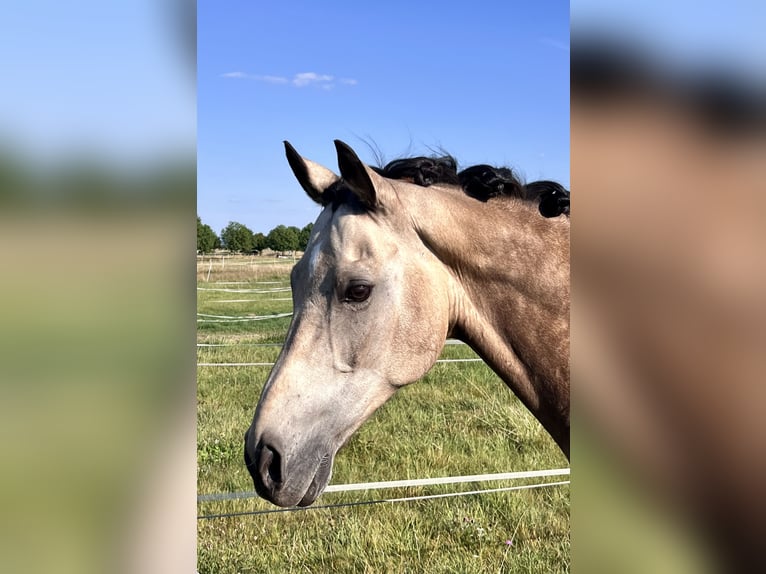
[197,216,219,254]
[298,223,313,251]
[286,226,302,249]
[267,224,299,253]
[220,221,254,253]
[252,232,268,252]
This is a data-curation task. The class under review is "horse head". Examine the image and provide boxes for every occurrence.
[244,141,452,507]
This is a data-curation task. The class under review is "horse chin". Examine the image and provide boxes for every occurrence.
[296,453,334,507]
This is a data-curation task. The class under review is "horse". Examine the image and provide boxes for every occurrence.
[244,140,570,507]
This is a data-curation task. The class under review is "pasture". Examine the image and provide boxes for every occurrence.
[197,255,570,573]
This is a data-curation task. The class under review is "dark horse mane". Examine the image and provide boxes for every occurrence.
[371,155,570,218]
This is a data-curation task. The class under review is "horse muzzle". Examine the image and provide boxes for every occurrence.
[244,428,333,507]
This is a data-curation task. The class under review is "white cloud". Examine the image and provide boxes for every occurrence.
[292,72,334,87]
[221,70,357,89]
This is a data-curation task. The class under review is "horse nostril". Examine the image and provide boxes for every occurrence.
[259,443,283,485]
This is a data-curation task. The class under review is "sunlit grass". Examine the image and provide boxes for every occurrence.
[197,262,569,573]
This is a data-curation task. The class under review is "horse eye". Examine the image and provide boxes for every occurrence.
[345,284,372,303]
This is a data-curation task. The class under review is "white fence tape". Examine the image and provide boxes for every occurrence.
[210,298,293,303]
[198,480,570,519]
[196,339,468,348]
[198,362,277,367]
[198,287,292,293]
[197,343,284,347]
[197,358,483,367]
[203,281,290,286]
[198,468,570,502]
[197,312,293,323]
[362,480,570,505]
[323,468,570,493]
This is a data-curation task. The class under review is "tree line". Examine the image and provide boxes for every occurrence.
[197,216,313,254]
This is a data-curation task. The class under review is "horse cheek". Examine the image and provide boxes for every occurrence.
[394,276,448,384]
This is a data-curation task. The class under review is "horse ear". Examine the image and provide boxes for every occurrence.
[284,141,339,205]
[334,140,388,210]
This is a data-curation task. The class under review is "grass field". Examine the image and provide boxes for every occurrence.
[197,255,570,573]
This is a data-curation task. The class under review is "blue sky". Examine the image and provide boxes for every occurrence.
[0,1,195,162]
[198,0,570,235]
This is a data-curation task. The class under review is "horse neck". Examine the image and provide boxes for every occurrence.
[401,185,570,453]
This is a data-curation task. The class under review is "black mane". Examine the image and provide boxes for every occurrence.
[372,156,459,187]
[376,155,569,218]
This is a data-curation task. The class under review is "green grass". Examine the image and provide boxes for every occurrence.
[198,260,569,573]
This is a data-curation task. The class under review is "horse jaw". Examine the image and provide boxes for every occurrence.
[296,453,334,506]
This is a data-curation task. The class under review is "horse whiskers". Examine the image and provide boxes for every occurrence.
[317,453,332,469]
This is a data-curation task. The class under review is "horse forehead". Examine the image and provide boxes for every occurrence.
[306,206,402,279]
[328,207,394,259]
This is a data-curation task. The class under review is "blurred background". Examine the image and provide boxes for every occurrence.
[0,1,196,573]
[572,1,765,573]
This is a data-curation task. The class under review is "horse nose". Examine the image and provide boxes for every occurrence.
[244,430,285,497]
[258,441,284,484]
